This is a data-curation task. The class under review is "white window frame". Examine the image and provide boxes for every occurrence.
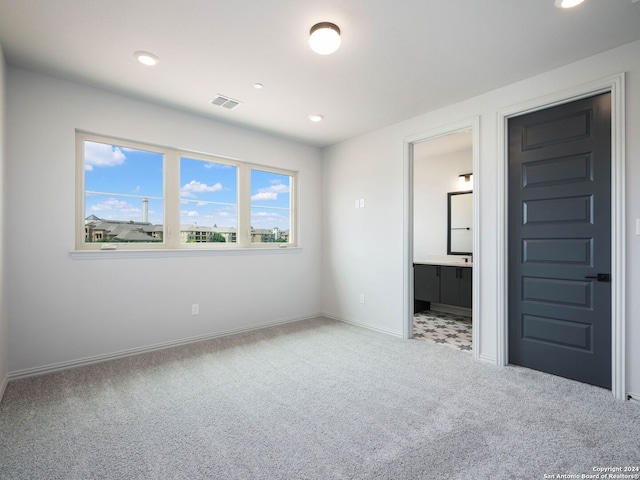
[75,131,298,252]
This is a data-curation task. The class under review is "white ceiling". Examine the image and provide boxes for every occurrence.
[1,0,639,148]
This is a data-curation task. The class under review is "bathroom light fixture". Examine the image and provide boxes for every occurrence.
[253,83,263,89]
[134,51,159,66]
[308,114,324,122]
[555,0,584,8]
[309,22,341,55]
[458,173,473,186]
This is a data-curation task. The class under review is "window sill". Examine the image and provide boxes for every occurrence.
[69,246,302,260]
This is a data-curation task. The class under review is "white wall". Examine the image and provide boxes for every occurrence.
[413,147,472,260]
[322,39,640,398]
[0,44,8,397]
[6,67,323,374]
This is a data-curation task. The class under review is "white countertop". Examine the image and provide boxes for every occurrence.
[414,255,472,267]
[414,261,472,267]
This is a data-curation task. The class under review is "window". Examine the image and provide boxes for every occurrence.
[76,132,297,251]
[81,138,165,246]
[180,156,238,245]
[250,168,292,244]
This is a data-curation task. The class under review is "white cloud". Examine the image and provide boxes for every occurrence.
[251,191,278,201]
[90,198,142,219]
[84,142,126,171]
[250,182,289,202]
[91,198,130,212]
[179,206,237,227]
[180,180,223,198]
[269,183,289,193]
[250,209,288,229]
[204,162,233,169]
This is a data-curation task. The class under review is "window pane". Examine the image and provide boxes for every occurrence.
[250,169,291,243]
[180,157,238,244]
[84,141,164,243]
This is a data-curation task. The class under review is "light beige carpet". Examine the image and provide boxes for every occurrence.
[1,317,638,479]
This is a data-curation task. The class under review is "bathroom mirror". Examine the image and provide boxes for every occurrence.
[447,190,473,255]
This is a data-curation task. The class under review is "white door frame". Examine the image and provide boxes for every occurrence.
[496,74,626,400]
[403,117,481,360]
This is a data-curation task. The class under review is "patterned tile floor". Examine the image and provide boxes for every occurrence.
[413,310,473,352]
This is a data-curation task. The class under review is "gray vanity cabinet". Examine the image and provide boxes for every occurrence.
[414,264,440,303]
[414,264,472,309]
[440,266,472,308]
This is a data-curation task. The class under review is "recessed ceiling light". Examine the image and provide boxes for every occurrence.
[134,51,159,66]
[555,0,585,8]
[309,114,324,122]
[309,22,341,55]
[254,83,264,89]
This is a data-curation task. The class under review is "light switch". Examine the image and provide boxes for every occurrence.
[355,199,360,209]
[359,198,365,208]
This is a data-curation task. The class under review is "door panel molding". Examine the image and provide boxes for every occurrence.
[497,73,626,400]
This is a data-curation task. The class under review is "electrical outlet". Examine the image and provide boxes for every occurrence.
[191,303,199,315]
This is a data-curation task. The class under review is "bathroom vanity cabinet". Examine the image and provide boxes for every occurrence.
[414,263,472,309]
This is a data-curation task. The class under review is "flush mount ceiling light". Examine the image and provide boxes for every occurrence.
[555,0,585,8]
[309,22,341,55]
[134,51,159,66]
[308,114,324,122]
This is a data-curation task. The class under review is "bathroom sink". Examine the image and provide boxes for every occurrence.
[440,260,472,267]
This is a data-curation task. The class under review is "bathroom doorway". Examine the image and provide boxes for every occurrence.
[404,119,479,357]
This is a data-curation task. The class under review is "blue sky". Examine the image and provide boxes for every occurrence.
[84,141,291,230]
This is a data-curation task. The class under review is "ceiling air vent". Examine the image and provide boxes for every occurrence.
[209,95,242,110]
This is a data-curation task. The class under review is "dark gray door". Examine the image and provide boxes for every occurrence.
[508,93,611,389]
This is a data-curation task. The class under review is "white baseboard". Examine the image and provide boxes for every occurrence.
[322,312,403,338]
[0,372,8,401]
[8,313,323,380]
[477,353,498,364]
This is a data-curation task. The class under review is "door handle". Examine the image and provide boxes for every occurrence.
[584,273,610,282]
